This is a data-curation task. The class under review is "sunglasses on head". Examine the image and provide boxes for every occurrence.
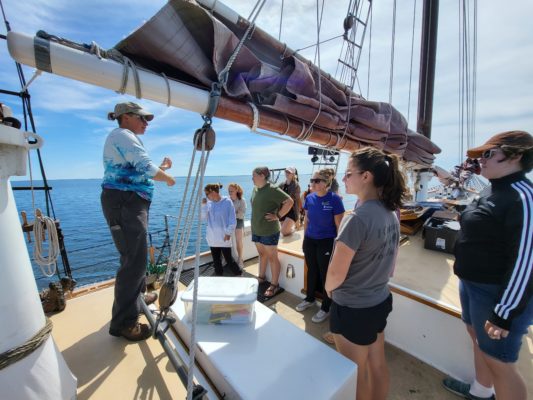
[309,178,324,184]
[481,148,500,159]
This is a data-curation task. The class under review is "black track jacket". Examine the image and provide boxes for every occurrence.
[454,171,532,330]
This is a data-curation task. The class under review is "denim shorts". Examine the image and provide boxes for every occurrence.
[251,232,280,246]
[236,218,244,229]
[459,279,533,363]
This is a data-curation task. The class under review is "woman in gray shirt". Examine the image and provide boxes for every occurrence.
[325,147,408,400]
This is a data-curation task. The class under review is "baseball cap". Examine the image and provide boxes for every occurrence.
[466,130,533,158]
[107,102,154,121]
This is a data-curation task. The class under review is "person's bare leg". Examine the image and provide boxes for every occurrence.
[235,228,244,263]
[367,332,389,400]
[264,245,281,285]
[255,242,267,279]
[466,324,494,388]
[334,333,371,400]
[280,218,295,236]
[481,352,527,400]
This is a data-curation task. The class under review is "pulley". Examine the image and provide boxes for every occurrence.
[193,122,216,151]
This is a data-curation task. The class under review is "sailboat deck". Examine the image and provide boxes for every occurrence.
[49,232,532,399]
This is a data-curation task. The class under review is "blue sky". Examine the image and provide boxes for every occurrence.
[1,0,532,180]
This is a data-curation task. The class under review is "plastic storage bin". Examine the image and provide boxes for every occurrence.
[181,277,258,324]
[422,217,460,254]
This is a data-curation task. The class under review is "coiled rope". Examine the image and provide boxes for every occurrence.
[0,318,53,370]
[33,212,60,277]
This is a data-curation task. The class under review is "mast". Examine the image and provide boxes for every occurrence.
[417,0,439,139]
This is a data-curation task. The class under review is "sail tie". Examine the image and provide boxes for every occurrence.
[248,102,259,132]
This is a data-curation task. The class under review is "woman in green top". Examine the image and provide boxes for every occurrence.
[251,166,294,297]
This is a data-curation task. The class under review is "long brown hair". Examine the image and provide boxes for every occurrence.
[228,183,244,200]
[350,148,408,210]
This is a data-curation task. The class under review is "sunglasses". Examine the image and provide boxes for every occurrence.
[309,178,325,184]
[130,113,148,123]
[344,170,364,178]
[481,148,500,159]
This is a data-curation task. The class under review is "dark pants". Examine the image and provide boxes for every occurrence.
[210,247,241,276]
[101,189,150,333]
[303,236,334,312]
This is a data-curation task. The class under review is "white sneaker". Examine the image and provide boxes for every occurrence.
[311,309,329,323]
[295,300,316,312]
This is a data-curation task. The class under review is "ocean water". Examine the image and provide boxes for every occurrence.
[12,174,354,291]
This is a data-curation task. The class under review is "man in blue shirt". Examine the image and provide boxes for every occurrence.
[101,102,175,341]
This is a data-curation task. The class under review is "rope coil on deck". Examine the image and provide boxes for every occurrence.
[0,318,53,371]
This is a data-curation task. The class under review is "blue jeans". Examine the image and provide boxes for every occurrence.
[459,279,533,362]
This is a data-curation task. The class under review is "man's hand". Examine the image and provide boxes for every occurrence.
[160,157,172,171]
[224,234,231,241]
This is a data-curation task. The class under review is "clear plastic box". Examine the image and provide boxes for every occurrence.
[181,277,258,324]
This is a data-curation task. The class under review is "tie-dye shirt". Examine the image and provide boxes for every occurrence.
[102,128,159,201]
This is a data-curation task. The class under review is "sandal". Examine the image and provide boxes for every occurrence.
[264,283,281,298]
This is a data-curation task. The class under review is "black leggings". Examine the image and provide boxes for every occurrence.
[210,247,241,275]
[302,236,334,312]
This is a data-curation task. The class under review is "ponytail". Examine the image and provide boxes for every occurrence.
[349,148,408,210]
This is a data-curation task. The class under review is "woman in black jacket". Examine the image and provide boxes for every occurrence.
[443,131,533,400]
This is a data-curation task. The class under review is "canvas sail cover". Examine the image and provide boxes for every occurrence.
[114,0,440,165]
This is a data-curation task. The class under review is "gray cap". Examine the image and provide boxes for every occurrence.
[108,102,154,121]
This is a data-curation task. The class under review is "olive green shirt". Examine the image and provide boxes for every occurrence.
[251,182,291,236]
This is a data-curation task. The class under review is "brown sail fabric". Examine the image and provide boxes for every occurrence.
[114,0,440,165]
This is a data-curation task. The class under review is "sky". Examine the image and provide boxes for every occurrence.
[1,0,532,181]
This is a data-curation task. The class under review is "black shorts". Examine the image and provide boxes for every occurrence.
[280,208,296,222]
[330,294,393,345]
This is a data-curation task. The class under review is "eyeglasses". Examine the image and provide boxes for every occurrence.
[344,170,364,178]
[480,148,500,159]
[309,178,325,184]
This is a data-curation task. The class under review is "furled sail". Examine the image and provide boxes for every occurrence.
[113,0,440,165]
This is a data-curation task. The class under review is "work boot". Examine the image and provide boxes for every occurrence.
[144,292,158,306]
[110,323,151,341]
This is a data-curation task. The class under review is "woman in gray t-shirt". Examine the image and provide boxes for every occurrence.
[325,148,407,400]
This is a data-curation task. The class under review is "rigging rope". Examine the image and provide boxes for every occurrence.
[389,0,397,104]
[407,0,418,124]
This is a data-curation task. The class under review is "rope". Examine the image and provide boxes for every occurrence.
[278,0,284,41]
[217,0,266,89]
[161,72,171,107]
[0,318,53,371]
[33,213,60,277]
[407,0,417,123]
[389,0,397,104]
[117,56,142,99]
[299,0,325,141]
[186,134,209,400]
[248,102,259,131]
